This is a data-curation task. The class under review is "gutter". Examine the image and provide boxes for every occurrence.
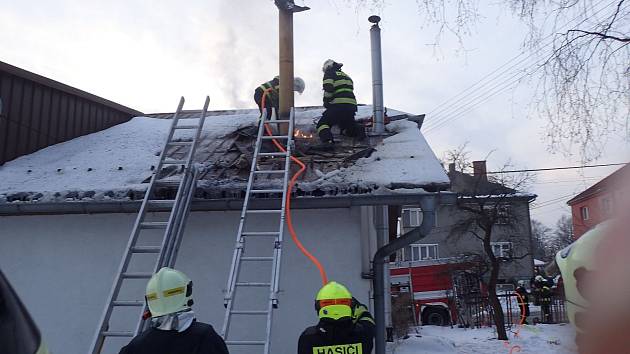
[371,192,456,354]
[0,192,451,216]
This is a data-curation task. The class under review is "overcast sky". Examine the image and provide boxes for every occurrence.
[1,0,628,228]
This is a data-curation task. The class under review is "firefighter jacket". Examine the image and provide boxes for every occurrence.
[515,286,529,305]
[322,69,357,109]
[255,77,280,108]
[118,321,228,354]
[298,306,375,354]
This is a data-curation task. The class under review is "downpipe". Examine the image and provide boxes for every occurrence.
[372,195,437,354]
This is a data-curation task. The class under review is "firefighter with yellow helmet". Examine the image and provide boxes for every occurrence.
[119,267,228,354]
[298,281,375,354]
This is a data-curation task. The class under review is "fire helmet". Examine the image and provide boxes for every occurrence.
[314,281,353,320]
[322,59,341,73]
[145,267,193,317]
[294,77,306,94]
[555,222,611,331]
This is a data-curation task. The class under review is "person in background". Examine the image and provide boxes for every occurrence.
[515,280,530,324]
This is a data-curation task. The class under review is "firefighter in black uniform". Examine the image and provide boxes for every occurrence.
[298,281,375,354]
[515,280,530,324]
[316,60,366,148]
[254,76,305,120]
[119,267,229,354]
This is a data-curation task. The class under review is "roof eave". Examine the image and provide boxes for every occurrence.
[0,191,457,216]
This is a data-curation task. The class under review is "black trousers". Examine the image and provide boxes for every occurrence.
[316,105,365,143]
[254,91,276,120]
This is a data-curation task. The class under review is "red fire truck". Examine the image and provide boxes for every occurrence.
[390,258,481,326]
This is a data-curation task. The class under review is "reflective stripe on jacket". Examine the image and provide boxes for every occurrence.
[323,70,357,107]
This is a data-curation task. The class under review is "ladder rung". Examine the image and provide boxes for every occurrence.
[258,152,288,157]
[155,180,181,187]
[241,257,274,261]
[102,331,135,337]
[166,141,193,146]
[253,170,286,175]
[162,159,187,165]
[262,135,289,140]
[235,282,271,287]
[226,341,267,346]
[113,300,145,307]
[250,189,284,194]
[174,125,200,129]
[230,310,270,315]
[131,246,162,254]
[241,232,279,237]
[265,119,291,124]
[147,200,176,207]
[246,209,283,214]
[122,272,154,279]
[140,222,169,229]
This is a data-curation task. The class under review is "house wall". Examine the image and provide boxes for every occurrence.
[398,201,534,283]
[570,192,616,239]
[0,61,141,165]
[0,207,373,354]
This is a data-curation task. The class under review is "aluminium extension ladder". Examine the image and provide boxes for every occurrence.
[221,108,296,353]
[89,96,210,354]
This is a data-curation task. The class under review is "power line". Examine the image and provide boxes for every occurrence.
[487,162,627,174]
[422,0,616,134]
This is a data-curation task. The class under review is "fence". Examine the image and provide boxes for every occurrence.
[452,291,568,330]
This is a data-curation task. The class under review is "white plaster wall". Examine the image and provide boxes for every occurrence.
[0,208,370,354]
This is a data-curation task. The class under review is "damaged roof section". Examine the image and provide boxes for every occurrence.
[0,106,449,205]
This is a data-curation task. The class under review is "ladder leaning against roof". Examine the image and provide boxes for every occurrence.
[221,107,295,354]
[89,96,210,354]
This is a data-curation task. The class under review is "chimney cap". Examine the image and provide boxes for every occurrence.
[368,15,381,24]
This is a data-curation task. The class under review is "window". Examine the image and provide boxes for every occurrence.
[402,207,422,228]
[490,242,512,258]
[580,206,590,221]
[601,197,613,215]
[409,244,439,261]
[496,205,510,225]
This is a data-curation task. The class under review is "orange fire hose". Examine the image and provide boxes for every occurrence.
[260,89,328,285]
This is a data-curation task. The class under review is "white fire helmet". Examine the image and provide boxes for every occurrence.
[145,267,193,318]
[294,77,305,94]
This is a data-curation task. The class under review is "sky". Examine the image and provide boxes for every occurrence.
[0,0,628,228]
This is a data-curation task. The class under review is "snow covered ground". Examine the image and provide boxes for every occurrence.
[393,325,577,354]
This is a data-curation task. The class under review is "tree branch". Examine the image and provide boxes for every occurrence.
[567,29,630,43]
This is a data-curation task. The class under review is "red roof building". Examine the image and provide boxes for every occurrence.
[567,164,630,239]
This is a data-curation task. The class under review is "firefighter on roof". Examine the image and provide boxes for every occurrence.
[119,267,228,354]
[254,76,305,120]
[298,281,375,354]
[316,60,366,148]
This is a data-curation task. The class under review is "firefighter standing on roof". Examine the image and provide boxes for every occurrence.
[254,76,305,120]
[298,282,375,354]
[119,268,229,354]
[316,60,366,147]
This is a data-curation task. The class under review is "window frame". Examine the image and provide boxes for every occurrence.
[580,206,590,221]
[409,244,440,261]
[490,241,513,258]
[402,207,422,228]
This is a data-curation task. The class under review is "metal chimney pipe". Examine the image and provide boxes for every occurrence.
[369,15,385,135]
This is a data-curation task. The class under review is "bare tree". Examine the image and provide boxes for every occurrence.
[448,167,534,340]
[341,0,630,160]
[531,219,552,260]
[548,214,574,255]
[441,141,472,172]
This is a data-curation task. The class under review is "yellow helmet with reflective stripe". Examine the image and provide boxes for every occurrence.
[556,221,610,331]
[315,281,353,320]
[145,267,193,317]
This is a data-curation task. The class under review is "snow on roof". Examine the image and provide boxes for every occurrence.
[0,106,448,204]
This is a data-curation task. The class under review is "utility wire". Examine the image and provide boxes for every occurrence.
[487,162,627,174]
[422,0,616,133]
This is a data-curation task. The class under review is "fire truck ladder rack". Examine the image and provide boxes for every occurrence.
[89,96,210,354]
[221,108,295,354]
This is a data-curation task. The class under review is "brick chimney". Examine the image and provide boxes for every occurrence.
[472,160,487,181]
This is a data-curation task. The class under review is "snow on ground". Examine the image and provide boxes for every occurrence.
[0,106,446,201]
[313,119,449,188]
[393,324,577,354]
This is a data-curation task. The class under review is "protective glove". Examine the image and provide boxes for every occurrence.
[351,297,372,324]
